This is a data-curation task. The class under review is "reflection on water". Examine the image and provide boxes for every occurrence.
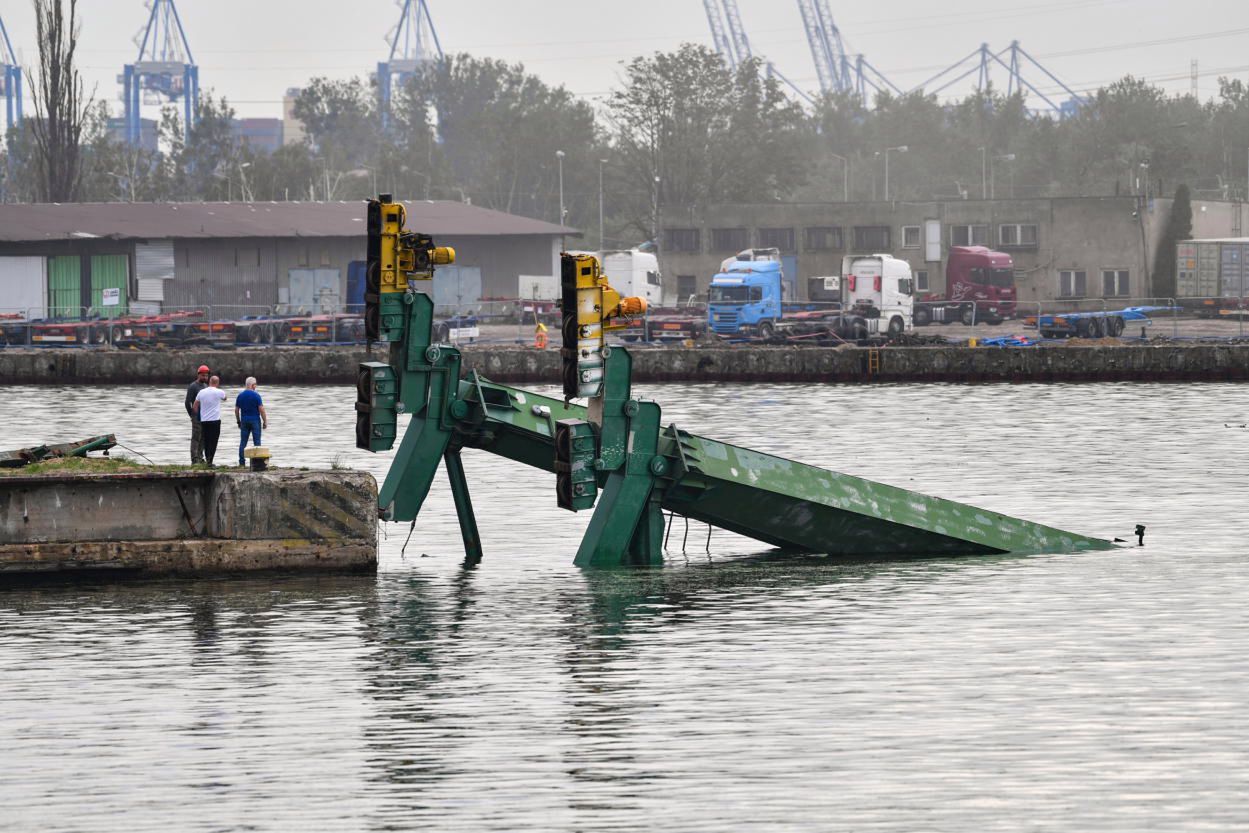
[3,382,1249,831]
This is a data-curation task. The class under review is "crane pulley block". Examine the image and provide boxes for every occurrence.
[355,362,398,452]
[554,418,598,511]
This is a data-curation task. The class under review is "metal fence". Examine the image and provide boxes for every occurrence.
[912,296,1249,341]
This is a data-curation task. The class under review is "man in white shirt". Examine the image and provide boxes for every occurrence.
[192,375,229,466]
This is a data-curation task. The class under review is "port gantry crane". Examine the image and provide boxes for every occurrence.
[1,12,21,131]
[377,0,443,129]
[122,0,199,145]
[702,0,815,104]
[795,0,900,103]
[706,1,1082,115]
[353,196,1114,567]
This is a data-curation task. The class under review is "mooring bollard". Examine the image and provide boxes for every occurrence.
[244,446,271,472]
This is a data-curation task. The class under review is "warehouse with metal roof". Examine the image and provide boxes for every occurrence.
[0,201,574,319]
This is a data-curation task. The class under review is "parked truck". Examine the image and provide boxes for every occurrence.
[914,245,1017,326]
[707,258,787,338]
[839,254,915,336]
[1176,238,1249,317]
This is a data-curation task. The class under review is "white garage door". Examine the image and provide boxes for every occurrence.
[0,257,48,320]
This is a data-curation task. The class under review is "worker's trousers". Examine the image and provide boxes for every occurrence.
[201,420,222,466]
[190,419,204,464]
[239,419,262,467]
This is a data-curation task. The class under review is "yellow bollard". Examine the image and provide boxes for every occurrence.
[968,337,978,348]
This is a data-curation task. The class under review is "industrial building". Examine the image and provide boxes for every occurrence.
[658,196,1249,304]
[0,201,572,318]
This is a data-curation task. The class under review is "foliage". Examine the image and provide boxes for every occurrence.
[28,0,90,202]
[609,45,805,239]
[5,36,1249,255]
[1152,184,1193,297]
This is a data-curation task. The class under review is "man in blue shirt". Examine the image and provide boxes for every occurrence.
[234,376,269,467]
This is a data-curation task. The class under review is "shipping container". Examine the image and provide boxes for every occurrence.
[0,257,48,319]
[1176,239,1249,315]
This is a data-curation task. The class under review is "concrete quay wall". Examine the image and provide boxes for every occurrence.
[3,344,1249,386]
[0,469,377,576]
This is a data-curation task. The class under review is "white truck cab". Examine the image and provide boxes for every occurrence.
[601,249,664,308]
[841,254,914,336]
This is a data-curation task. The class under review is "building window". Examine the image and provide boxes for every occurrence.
[758,227,795,251]
[1102,269,1130,297]
[711,227,749,252]
[915,270,929,292]
[805,226,843,251]
[902,225,921,249]
[950,224,989,246]
[853,226,890,251]
[1060,270,1087,298]
[664,228,700,253]
[677,274,697,300]
[999,223,1038,248]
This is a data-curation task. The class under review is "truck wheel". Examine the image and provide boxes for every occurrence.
[960,307,976,326]
[757,320,775,339]
[1089,317,1105,338]
[914,307,931,327]
[1107,316,1125,337]
[887,316,904,336]
[852,322,868,341]
[110,325,124,343]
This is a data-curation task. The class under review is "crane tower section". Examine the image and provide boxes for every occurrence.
[378,0,444,128]
[121,0,199,145]
[1,13,21,130]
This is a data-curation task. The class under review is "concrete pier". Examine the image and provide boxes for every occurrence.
[4,344,1249,386]
[0,469,377,576]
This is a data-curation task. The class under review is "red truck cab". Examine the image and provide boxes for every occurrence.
[916,246,1017,325]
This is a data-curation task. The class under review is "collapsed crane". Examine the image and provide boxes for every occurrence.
[353,196,1115,567]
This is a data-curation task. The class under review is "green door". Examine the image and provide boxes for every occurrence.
[90,255,129,318]
[47,256,81,319]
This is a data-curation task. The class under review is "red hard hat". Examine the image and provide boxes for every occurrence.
[197,365,210,373]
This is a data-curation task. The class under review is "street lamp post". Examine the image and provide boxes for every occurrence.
[990,153,1015,200]
[979,146,987,199]
[880,145,908,201]
[652,176,661,246]
[598,158,607,249]
[555,150,566,251]
[829,152,850,202]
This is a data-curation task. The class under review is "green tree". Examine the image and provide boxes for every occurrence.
[29,0,91,202]
[609,44,805,239]
[1152,183,1193,297]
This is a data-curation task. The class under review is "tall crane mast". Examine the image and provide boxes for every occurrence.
[378,0,443,128]
[720,0,753,67]
[702,0,812,104]
[796,0,853,95]
[121,0,199,145]
[701,0,736,68]
[1,12,21,130]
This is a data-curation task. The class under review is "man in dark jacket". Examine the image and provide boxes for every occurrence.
[185,364,210,464]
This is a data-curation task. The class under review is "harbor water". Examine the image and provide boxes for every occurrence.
[2,381,1248,831]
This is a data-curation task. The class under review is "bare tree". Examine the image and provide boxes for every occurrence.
[28,0,91,202]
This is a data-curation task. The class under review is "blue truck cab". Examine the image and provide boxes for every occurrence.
[707,260,784,337]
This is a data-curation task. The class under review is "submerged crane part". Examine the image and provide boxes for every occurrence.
[356,198,1114,567]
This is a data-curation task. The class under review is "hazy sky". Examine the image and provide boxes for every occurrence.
[2,0,1247,119]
